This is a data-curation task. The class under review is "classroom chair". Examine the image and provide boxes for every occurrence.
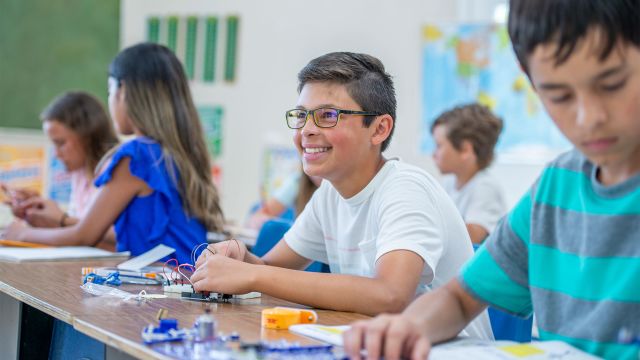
[252,218,330,273]
[472,244,533,342]
[488,308,533,342]
[248,201,296,223]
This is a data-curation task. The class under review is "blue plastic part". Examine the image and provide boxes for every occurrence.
[82,272,122,286]
[156,318,178,332]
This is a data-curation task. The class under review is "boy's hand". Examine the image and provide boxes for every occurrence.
[343,314,432,360]
[195,239,248,267]
[191,254,256,294]
[23,198,65,228]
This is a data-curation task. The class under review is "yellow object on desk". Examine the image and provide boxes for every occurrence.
[261,307,317,330]
[0,239,51,248]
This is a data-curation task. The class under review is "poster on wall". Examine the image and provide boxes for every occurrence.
[421,24,571,163]
[0,144,46,197]
[0,145,72,213]
[47,155,72,206]
[198,105,224,189]
[199,105,224,158]
[0,145,46,225]
[260,146,300,202]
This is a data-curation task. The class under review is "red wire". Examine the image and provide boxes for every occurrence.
[163,258,179,284]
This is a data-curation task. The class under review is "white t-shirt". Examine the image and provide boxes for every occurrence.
[443,170,507,234]
[284,158,493,340]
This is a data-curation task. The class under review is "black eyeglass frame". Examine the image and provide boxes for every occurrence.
[285,107,382,129]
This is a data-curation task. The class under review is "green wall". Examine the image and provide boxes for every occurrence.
[0,0,119,129]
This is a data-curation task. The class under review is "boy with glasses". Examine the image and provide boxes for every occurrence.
[344,0,640,359]
[191,52,492,340]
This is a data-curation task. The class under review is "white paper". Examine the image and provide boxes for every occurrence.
[117,244,175,271]
[430,340,602,360]
[0,247,130,263]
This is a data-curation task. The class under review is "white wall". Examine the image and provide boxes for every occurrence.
[121,0,543,223]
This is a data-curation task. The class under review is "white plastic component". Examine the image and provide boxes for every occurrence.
[234,292,261,299]
[163,284,194,294]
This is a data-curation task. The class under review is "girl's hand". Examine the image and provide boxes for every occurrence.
[1,184,40,219]
[23,198,65,228]
[195,239,248,267]
[1,220,29,241]
[343,314,432,360]
[191,254,257,294]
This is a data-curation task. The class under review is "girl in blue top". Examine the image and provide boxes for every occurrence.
[5,43,225,264]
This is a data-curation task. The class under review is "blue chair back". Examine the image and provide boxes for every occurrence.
[253,219,329,273]
[488,308,533,342]
[248,201,296,224]
[472,244,533,342]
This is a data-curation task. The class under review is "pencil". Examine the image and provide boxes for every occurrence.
[0,239,51,248]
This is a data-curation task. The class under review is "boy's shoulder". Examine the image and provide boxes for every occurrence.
[373,159,451,204]
[545,148,590,174]
[379,158,440,186]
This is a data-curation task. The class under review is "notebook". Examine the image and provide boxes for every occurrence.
[0,246,130,263]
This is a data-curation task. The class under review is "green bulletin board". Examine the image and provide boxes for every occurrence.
[0,0,119,130]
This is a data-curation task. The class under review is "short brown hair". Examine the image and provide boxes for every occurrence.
[431,104,503,169]
[40,92,119,173]
[297,52,396,152]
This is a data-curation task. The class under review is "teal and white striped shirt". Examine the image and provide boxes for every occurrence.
[460,150,640,360]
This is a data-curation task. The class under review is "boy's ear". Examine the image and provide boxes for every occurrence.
[370,114,393,147]
[460,140,475,158]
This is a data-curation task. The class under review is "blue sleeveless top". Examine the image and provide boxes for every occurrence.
[94,137,206,264]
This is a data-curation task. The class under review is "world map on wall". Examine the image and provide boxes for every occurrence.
[421,24,571,163]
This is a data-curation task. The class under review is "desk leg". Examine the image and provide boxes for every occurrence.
[0,292,20,360]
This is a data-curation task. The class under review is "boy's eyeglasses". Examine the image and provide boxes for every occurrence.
[285,107,381,129]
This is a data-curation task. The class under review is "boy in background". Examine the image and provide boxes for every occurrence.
[344,0,640,359]
[192,52,492,340]
[431,103,506,244]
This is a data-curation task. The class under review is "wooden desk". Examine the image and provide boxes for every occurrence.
[0,260,367,359]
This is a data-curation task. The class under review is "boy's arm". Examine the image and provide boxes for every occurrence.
[466,223,489,244]
[343,278,487,360]
[192,243,425,316]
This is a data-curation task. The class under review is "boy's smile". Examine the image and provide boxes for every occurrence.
[528,29,640,186]
[294,82,387,198]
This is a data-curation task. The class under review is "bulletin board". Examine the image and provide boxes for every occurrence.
[0,0,119,129]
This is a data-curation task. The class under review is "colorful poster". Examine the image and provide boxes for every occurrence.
[47,155,72,206]
[0,144,72,210]
[260,146,300,201]
[421,24,571,163]
[198,106,224,158]
[0,145,46,200]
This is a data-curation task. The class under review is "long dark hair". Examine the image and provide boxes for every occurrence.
[108,42,225,232]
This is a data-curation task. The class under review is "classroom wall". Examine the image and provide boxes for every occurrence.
[121,0,545,223]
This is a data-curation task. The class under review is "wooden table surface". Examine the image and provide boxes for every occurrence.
[0,260,368,359]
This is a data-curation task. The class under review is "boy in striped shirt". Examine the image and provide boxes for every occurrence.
[343,0,640,359]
